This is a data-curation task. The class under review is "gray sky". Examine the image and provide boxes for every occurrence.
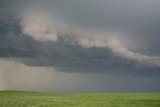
[0,0,160,92]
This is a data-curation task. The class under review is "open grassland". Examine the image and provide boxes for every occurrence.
[0,91,160,107]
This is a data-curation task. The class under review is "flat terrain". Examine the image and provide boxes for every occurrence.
[0,91,160,107]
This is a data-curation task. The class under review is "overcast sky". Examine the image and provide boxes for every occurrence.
[0,0,160,92]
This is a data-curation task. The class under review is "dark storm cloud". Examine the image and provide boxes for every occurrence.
[0,25,119,73]
[1,0,160,50]
[0,0,160,92]
[0,24,160,77]
[0,0,160,76]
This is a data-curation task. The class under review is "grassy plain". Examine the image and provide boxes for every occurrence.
[0,91,160,107]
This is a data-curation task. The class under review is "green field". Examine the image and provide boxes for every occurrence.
[0,91,160,107]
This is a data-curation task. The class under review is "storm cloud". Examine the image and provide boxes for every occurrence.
[0,0,160,91]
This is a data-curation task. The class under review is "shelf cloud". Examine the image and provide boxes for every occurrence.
[0,0,160,91]
[19,13,160,68]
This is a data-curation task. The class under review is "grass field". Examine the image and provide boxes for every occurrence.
[0,91,160,107]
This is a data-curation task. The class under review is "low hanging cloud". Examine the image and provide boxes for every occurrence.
[20,14,58,41]
[0,0,160,92]
[106,38,160,67]
[19,13,160,68]
[75,37,160,67]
